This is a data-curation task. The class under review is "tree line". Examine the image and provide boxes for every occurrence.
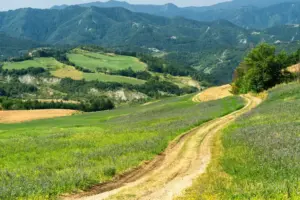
[0,97,114,112]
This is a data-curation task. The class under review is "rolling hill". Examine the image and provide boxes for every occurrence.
[0,5,299,83]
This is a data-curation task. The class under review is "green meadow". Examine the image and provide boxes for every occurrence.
[179,82,300,199]
[83,72,145,85]
[3,58,64,70]
[67,52,147,72]
[0,95,244,199]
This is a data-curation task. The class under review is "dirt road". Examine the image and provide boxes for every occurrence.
[66,93,261,200]
[192,84,232,102]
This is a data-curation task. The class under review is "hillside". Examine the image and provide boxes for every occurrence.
[1,6,300,84]
[179,82,300,199]
[0,93,244,199]
[0,47,200,104]
[0,7,258,49]
[0,33,40,59]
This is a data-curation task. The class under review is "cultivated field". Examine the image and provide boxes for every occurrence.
[3,57,63,70]
[179,82,300,199]
[83,72,146,85]
[0,94,244,199]
[67,51,147,72]
[2,56,146,85]
[0,109,77,123]
[51,65,83,80]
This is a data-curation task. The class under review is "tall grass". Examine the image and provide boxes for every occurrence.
[0,94,244,199]
[179,82,300,199]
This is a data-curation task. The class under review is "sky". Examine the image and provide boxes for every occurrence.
[0,0,230,11]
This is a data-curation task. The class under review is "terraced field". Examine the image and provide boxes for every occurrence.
[67,51,147,72]
[0,94,244,199]
[179,82,300,199]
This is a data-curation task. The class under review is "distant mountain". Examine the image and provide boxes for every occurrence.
[196,2,300,29]
[0,33,40,59]
[52,0,300,29]
[0,6,260,50]
[0,6,298,83]
[191,0,300,10]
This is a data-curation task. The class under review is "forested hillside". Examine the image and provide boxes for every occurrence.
[52,0,300,29]
[0,33,40,59]
[1,4,300,84]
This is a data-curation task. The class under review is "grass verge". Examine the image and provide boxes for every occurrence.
[178,82,300,199]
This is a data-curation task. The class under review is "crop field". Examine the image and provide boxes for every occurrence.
[179,82,300,199]
[67,52,147,72]
[0,95,244,199]
[2,57,146,84]
[3,58,64,70]
[51,65,83,80]
[0,109,78,124]
[83,72,145,85]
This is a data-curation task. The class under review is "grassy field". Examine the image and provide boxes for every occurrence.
[179,82,300,199]
[83,72,146,85]
[51,65,83,80]
[2,57,146,85]
[67,51,147,72]
[3,58,64,70]
[0,95,244,199]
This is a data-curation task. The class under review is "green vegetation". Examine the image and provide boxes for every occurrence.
[3,57,63,71]
[67,51,146,72]
[0,97,114,112]
[179,82,300,199]
[83,72,146,85]
[0,78,37,97]
[0,94,244,199]
[232,43,299,93]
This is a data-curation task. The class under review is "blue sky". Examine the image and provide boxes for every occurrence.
[0,0,230,11]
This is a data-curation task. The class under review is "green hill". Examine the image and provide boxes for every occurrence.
[0,93,244,199]
[179,82,300,199]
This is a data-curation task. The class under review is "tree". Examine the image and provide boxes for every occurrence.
[232,43,290,93]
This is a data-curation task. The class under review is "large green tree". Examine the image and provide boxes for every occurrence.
[232,43,290,93]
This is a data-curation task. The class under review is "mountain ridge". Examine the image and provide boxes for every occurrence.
[51,0,300,29]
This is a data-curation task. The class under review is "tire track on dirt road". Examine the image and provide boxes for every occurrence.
[65,92,261,200]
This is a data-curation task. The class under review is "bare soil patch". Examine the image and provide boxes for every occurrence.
[287,63,300,73]
[193,84,232,102]
[0,109,78,124]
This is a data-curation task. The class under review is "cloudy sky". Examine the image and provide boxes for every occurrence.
[0,0,230,11]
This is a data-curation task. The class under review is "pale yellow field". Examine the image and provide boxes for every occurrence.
[0,109,78,124]
[193,84,233,102]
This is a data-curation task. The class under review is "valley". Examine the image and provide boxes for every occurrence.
[1,0,300,199]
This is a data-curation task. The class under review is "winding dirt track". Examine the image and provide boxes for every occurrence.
[65,93,261,200]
